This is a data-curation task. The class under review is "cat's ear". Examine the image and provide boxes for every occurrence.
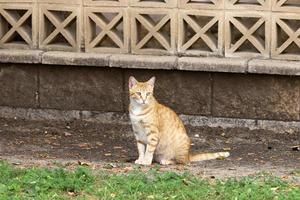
[129,76,138,89]
[147,76,156,87]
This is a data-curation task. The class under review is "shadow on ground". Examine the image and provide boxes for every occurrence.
[0,118,299,182]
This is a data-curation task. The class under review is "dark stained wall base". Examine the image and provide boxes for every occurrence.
[0,63,299,121]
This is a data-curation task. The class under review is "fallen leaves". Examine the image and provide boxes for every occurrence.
[77,160,92,166]
[77,143,91,150]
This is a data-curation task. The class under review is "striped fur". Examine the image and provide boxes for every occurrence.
[129,76,230,165]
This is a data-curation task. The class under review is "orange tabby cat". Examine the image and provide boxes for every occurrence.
[129,76,230,165]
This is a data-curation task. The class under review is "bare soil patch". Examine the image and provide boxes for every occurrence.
[0,118,299,182]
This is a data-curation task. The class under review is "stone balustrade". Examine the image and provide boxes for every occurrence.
[0,0,299,60]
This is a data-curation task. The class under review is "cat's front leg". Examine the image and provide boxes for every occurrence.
[135,141,145,164]
[141,133,159,165]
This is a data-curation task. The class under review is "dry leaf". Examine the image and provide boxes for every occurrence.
[78,143,91,149]
[96,142,103,146]
[78,160,91,166]
[64,132,72,136]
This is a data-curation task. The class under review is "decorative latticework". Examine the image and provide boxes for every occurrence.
[131,0,177,8]
[273,0,300,13]
[178,10,223,56]
[38,0,82,4]
[272,13,300,60]
[85,7,129,53]
[179,0,224,9]
[225,12,270,58]
[0,4,36,49]
[131,9,176,55]
[0,0,299,60]
[84,0,128,7]
[225,0,271,10]
[39,4,81,51]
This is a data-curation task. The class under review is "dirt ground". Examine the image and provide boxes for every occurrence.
[0,118,299,183]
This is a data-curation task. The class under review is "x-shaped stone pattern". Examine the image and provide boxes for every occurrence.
[225,0,271,10]
[272,14,300,59]
[230,0,265,4]
[273,0,300,12]
[131,10,175,54]
[84,0,128,6]
[0,7,33,47]
[179,0,224,9]
[179,11,222,55]
[85,8,129,53]
[131,0,177,8]
[40,6,79,51]
[226,13,269,57]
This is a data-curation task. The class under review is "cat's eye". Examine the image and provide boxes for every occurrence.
[146,92,151,96]
[136,92,141,96]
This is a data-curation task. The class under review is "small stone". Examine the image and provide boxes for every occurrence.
[291,146,299,151]
[64,132,72,136]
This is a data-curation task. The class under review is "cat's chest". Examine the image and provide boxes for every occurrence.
[130,117,148,141]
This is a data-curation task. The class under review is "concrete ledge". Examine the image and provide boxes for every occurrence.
[248,59,300,76]
[0,106,299,133]
[109,54,177,70]
[1,50,300,76]
[177,57,248,73]
[42,51,110,67]
[0,50,43,64]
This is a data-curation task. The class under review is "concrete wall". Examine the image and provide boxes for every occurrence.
[1,63,299,122]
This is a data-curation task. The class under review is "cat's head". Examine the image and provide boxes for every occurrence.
[129,76,156,105]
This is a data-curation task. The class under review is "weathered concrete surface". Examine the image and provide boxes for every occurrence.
[0,65,38,108]
[124,70,211,115]
[0,50,42,64]
[248,59,300,76]
[177,57,248,73]
[42,52,110,67]
[39,66,124,112]
[1,106,300,133]
[0,63,299,121]
[109,54,177,70]
[1,50,300,76]
[213,73,300,121]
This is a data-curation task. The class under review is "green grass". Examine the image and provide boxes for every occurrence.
[0,161,299,200]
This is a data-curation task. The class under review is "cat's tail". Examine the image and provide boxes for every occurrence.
[189,152,230,162]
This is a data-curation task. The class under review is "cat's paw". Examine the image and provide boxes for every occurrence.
[140,160,152,166]
[219,152,230,158]
[135,159,152,166]
[134,159,144,165]
[160,160,175,165]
